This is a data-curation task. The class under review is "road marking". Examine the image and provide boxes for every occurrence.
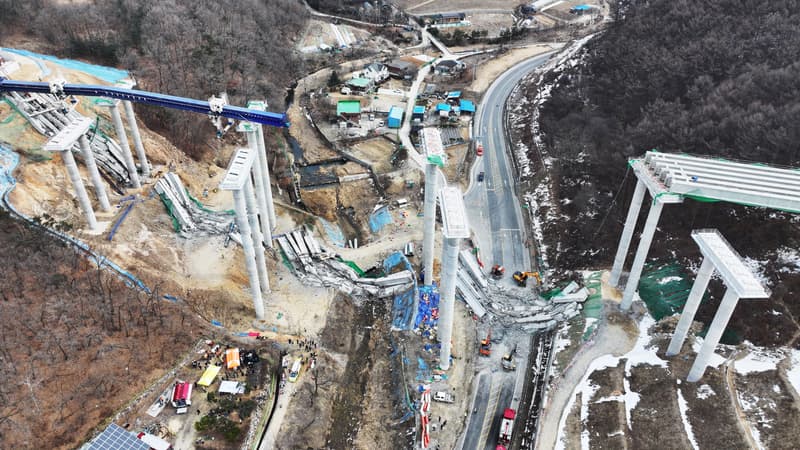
[479,377,502,448]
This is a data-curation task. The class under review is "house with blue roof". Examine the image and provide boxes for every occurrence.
[459,99,475,114]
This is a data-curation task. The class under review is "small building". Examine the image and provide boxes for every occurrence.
[225,348,240,370]
[388,106,404,128]
[386,59,418,79]
[446,91,462,101]
[436,103,451,118]
[337,100,362,123]
[87,423,151,450]
[459,99,475,114]
[435,59,466,75]
[361,62,389,83]
[570,5,598,14]
[170,380,192,408]
[412,105,426,120]
[424,12,466,25]
[346,77,374,93]
[422,83,438,98]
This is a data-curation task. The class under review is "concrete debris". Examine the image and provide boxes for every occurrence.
[154,172,233,235]
[4,91,133,191]
[280,228,414,298]
[458,249,488,289]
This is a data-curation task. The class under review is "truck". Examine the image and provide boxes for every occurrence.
[288,358,303,383]
[432,391,454,403]
[498,408,515,446]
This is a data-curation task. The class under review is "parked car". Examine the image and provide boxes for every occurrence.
[478,172,485,182]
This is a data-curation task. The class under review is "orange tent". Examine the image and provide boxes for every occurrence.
[225,348,240,369]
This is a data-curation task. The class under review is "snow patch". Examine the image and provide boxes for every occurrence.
[734,349,782,375]
[696,384,716,399]
[787,349,800,395]
[658,276,682,285]
[676,389,700,450]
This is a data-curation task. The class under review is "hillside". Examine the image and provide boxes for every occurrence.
[0,0,307,157]
[512,0,800,346]
[0,208,206,449]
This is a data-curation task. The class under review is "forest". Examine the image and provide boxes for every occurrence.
[534,0,800,345]
[0,209,207,449]
[0,0,308,157]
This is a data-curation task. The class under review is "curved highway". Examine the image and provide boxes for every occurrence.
[465,52,553,280]
[460,51,554,450]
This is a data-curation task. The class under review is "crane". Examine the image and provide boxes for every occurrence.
[0,77,289,131]
[513,271,541,287]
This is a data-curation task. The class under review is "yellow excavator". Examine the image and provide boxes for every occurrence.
[513,271,541,287]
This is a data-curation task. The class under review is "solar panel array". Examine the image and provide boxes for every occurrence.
[87,423,150,450]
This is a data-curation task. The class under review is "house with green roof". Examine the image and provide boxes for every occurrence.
[337,100,362,122]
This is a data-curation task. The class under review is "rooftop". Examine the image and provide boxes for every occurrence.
[346,77,371,88]
[337,100,361,115]
[459,99,475,112]
[436,103,451,112]
[388,106,404,119]
[87,423,149,450]
[413,105,426,114]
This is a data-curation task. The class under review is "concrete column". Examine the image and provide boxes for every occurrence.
[61,149,98,230]
[244,177,271,294]
[438,236,460,370]
[78,135,111,211]
[422,162,438,285]
[609,179,647,286]
[248,130,272,247]
[667,258,715,356]
[620,199,664,310]
[687,289,740,382]
[109,102,141,188]
[122,100,149,178]
[255,126,277,229]
[232,189,265,320]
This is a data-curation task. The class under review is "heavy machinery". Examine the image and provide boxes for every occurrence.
[513,271,541,287]
[479,330,492,357]
[491,265,505,279]
[501,344,517,371]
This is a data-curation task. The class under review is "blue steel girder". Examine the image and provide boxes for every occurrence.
[0,78,289,128]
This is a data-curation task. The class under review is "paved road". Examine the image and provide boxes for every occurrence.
[464,53,553,282]
[462,372,491,450]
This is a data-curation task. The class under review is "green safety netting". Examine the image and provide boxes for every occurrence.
[336,256,365,276]
[581,271,604,340]
[637,261,703,320]
[184,188,235,215]
[157,192,181,232]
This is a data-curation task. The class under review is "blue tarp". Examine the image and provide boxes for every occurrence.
[436,103,451,112]
[386,251,418,330]
[459,99,476,113]
[369,205,393,232]
[319,218,346,247]
[414,284,440,331]
[2,48,130,83]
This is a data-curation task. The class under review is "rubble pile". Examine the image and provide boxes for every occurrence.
[154,172,233,235]
[456,252,587,332]
[277,228,415,298]
[4,91,132,191]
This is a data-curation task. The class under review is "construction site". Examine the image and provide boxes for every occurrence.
[1,0,799,449]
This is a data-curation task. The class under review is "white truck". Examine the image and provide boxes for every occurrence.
[433,391,454,403]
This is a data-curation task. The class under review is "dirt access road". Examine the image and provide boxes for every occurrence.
[536,300,638,449]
